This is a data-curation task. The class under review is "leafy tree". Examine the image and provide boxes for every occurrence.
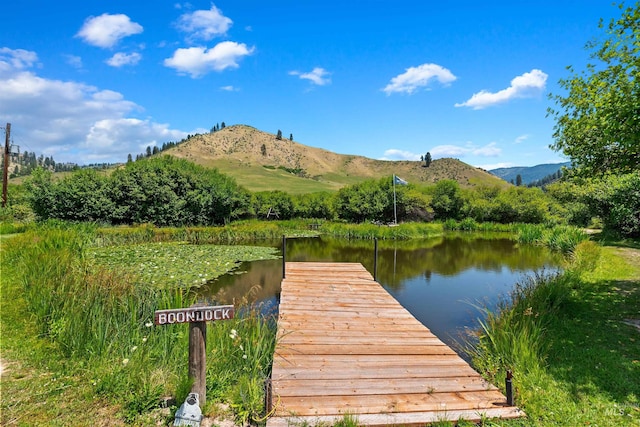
[252,191,294,219]
[494,187,550,224]
[24,168,56,220]
[25,168,113,222]
[548,2,640,176]
[333,177,429,223]
[52,169,114,222]
[108,156,247,226]
[545,180,593,226]
[582,173,640,236]
[276,130,283,140]
[334,179,389,223]
[430,180,464,220]
[293,192,335,219]
[425,152,432,167]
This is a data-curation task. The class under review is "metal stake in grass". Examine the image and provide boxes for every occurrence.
[506,369,514,406]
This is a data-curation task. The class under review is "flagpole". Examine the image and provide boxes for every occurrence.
[393,175,397,225]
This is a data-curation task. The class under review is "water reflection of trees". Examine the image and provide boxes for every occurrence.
[202,236,560,300]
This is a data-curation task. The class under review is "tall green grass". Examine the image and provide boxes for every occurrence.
[465,271,574,406]
[515,223,589,253]
[322,221,444,240]
[94,220,445,245]
[3,223,277,423]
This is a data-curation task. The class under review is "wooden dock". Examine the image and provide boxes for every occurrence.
[266,262,524,426]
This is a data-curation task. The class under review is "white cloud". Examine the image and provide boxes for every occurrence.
[383,63,456,95]
[176,4,232,41]
[430,144,472,158]
[0,47,38,72]
[76,13,143,48]
[472,141,501,157]
[86,118,186,157]
[0,49,190,164]
[106,52,142,67]
[220,85,238,91]
[164,41,254,77]
[455,69,548,109]
[64,54,83,69]
[430,142,501,158]
[289,67,331,86]
[514,134,530,144]
[380,149,421,161]
[477,162,514,170]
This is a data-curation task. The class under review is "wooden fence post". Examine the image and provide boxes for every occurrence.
[189,320,207,406]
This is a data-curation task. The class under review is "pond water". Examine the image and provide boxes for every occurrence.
[203,235,561,349]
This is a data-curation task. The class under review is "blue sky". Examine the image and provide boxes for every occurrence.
[0,1,621,168]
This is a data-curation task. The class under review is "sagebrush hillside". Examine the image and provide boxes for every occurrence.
[167,125,507,193]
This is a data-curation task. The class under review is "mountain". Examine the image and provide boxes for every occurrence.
[489,162,571,185]
[166,125,508,193]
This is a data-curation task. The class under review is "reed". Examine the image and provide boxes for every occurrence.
[465,271,572,387]
[3,223,278,423]
[322,221,443,240]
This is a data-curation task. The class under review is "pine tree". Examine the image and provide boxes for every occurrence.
[516,174,522,186]
[221,122,226,129]
[289,133,293,141]
[127,154,133,163]
[425,152,432,167]
[276,130,283,140]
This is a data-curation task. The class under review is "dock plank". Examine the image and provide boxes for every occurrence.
[266,262,524,426]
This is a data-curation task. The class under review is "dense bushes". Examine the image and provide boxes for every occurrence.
[547,172,640,237]
[18,156,637,235]
[25,157,251,226]
[334,177,431,223]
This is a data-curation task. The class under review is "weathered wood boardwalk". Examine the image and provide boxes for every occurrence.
[266,262,524,427]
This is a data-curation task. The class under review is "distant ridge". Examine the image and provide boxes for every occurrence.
[490,162,571,185]
[166,124,509,193]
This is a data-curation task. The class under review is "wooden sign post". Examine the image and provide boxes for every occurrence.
[155,305,235,407]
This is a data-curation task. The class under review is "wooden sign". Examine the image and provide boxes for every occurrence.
[153,304,235,409]
[154,305,234,325]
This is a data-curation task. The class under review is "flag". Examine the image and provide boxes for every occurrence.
[393,175,408,186]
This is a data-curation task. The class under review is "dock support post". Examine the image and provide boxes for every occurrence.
[282,235,286,279]
[373,238,378,281]
[505,370,514,406]
[264,377,273,416]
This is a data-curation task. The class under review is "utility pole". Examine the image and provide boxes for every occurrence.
[2,123,10,208]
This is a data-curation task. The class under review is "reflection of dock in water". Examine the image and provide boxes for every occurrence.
[267,262,524,427]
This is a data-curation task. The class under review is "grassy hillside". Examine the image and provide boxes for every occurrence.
[167,125,508,193]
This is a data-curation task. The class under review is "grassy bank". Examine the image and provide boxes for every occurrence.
[466,240,640,426]
[1,223,279,425]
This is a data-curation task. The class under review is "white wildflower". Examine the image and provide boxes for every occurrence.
[122,358,129,365]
